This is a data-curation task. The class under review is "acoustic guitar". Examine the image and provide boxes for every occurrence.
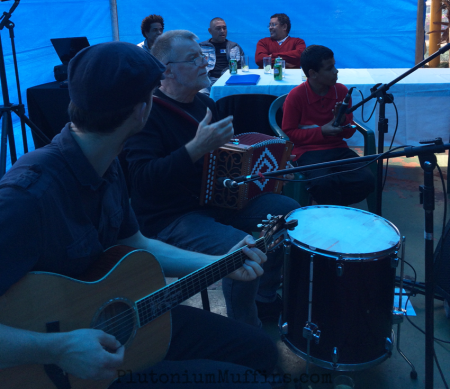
[0,215,297,389]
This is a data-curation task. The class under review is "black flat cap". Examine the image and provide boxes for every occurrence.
[68,41,165,112]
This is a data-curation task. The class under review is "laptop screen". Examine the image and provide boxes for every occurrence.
[50,37,90,64]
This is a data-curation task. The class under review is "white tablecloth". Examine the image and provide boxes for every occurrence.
[210,69,450,147]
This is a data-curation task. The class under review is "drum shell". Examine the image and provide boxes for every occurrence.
[282,244,396,366]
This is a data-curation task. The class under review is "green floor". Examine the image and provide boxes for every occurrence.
[182,150,450,389]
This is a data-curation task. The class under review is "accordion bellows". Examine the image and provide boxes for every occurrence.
[200,133,293,210]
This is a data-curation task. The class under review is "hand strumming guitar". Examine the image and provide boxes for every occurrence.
[56,329,124,380]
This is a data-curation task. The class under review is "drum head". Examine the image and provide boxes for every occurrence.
[286,205,400,259]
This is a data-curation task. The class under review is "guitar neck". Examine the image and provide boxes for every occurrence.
[136,237,266,327]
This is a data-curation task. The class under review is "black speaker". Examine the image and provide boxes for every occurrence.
[53,63,68,82]
[50,37,90,81]
[434,218,450,301]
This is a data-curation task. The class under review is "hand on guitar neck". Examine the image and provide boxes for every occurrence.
[226,235,267,281]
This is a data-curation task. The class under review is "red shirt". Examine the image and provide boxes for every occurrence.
[281,80,355,160]
[255,37,306,68]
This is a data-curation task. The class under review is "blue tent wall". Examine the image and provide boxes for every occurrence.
[0,0,418,169]
[117,0,418,69]
[0,0,112,168]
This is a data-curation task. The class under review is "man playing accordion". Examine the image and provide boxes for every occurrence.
[124,30,299,327]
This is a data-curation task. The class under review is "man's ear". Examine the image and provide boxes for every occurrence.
[208,27,212,36]
[308,69,316,79]
[135,101,148,123]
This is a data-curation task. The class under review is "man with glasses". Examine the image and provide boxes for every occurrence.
[138,14,164,52]
[255,13,306,69]
[199,17,244,92]
[124,30,299,328]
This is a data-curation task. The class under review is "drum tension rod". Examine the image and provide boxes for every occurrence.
[303,322,321,344]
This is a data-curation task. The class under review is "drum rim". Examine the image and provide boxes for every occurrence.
[281,334,391,371]
[285,205,401,259]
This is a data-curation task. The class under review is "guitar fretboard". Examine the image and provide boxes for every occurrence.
[136,238,266,327]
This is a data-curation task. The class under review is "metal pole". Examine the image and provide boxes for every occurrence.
[428,0,442,67]
[415,0,425,65]
[109,0,119,41]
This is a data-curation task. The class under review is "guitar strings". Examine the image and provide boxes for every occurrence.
[91,239,267,336]
[92,248,249,337]
[94,246,250,334]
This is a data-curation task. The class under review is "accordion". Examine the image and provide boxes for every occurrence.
[200,133,293,210]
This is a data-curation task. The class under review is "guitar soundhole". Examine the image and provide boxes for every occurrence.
[92,299,137,346]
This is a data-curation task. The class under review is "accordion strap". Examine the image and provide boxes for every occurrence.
[153,95,200,126]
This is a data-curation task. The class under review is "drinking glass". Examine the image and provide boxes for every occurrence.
[281,60,286,78]
[263,57,271,73]
[241,55,249,72]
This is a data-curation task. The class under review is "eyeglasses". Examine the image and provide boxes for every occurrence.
[167,54,209,67]
[268,23,280,28]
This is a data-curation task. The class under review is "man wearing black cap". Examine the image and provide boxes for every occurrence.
[0,42,277,388]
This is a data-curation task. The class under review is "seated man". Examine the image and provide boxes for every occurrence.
[0,42,277,388]
[200,17,244,91]
[125,30,299,328]
[255,13,306,69]
[138,14,164,52]
[282,44,375,206]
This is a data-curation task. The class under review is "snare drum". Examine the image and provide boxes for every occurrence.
[281,206,400,371]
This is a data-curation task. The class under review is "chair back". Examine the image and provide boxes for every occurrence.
[216,94,277,136]
[268,94,288,139]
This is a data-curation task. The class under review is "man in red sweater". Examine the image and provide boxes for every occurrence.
[255,13,306,69]
[281,45,375,206]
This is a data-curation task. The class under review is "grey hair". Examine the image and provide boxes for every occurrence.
[151,30,199,64]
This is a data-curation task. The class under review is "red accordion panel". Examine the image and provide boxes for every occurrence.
[200,133,293,209]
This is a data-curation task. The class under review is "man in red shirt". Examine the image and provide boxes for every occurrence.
[282,45,375,206]
[255,13,306,69]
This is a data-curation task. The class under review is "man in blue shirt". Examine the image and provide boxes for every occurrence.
[138,14,164,52]
[0,42,276,388]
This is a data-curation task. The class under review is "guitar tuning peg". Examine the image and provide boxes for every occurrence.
[257,224,263,228]
[267,214,272,220]
[262,220,269,223]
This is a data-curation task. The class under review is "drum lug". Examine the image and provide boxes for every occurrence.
[336,263,344,277]
[303,322,321,344]
[281,322,289,334]
[385,337,394,352]
[332,347,339,365]
[390,252,399,268]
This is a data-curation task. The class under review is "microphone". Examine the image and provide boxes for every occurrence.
[218,177,238,189]
[332,87,354,127]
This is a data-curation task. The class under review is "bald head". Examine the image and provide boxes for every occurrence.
[208,18,227,43]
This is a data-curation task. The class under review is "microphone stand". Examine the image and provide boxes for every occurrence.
[346,42,450,217]
[228,139,448,389]
[0,0,49,178]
